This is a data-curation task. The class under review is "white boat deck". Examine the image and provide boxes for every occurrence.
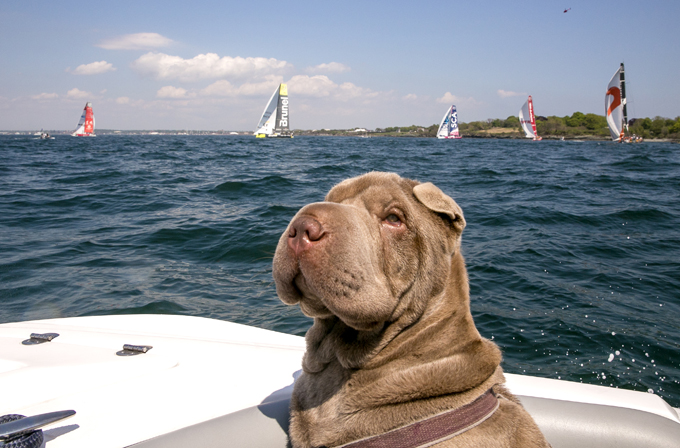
[0,315,677,447]
[0,315,304,448]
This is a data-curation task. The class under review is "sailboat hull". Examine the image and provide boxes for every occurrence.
[255,134,293,139]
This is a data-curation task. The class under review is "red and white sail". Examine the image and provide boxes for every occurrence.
[519,96,541,140]
[605,65,625,141]
[72,102,96,137]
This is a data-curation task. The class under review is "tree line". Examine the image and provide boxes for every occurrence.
[371,113,680,139]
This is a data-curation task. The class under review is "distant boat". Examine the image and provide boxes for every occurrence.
[605,63,640,142]
[436,105,462,139]
[72,102,96,137]
[519,96,542,140]
[254,84,292,138]
[36,128,52,139]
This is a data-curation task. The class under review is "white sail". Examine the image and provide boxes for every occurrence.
[254,88,280,136]
[519,100,534,138]
[73,108,87,135]
[518,96,541,140]
[436,106,451,139]
[605,66,624,141]
[436,105,461,139]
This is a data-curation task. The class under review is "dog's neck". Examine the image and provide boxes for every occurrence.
[302,250,500,394]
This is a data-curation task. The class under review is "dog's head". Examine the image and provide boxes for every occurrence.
[273,172,466,339]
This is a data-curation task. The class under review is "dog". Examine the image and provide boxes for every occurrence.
[273,172,550,447]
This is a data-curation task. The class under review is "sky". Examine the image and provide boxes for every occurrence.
[1,0,679,131]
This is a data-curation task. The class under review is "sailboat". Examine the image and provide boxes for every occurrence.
[436,105,462,139]
[71,102,96,137]
[254,84,292,138]
[605,63,639,142]
[519,96,542,140]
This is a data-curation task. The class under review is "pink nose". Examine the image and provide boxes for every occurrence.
[288,216,324,256]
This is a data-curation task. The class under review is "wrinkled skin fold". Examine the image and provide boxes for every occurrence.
[273,172,550,448]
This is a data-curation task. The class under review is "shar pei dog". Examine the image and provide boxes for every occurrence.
[273,172,549,448]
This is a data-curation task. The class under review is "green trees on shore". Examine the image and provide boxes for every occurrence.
[457,112,680,139]
[628,116,680,139]
[300,113,680,140]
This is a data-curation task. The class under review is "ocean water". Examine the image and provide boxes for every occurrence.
[1,135,679,407]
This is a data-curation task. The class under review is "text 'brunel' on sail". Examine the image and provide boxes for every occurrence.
[255,84,292,138]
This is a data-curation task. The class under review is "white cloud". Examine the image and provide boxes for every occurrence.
[403,94,418,100]
[31,92,59,100]
[437,92,461,104]
[306,62,350,74]
[436,91,480,105]
[200,75,283,97]
[116,97,130,104]
[497,89,526,98]
[287,75,379,101]
[71,61,116,75]
[157,86,194,99]
[97,33,174,50]
[66,88,92,99]
[131,52,290,82]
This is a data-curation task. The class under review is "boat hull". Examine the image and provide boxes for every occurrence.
[1,315,678,447]
[255,134,293,138]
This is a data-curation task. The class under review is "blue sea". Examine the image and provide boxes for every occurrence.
[1,135,679,407]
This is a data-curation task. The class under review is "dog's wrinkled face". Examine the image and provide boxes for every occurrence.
[273,172,465,332]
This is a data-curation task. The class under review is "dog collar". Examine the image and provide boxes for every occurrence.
[333,389,499,448]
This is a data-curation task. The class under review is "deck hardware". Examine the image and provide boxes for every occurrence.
[116,344,153,356]
[22,333,60,345]
[0,410,75,447]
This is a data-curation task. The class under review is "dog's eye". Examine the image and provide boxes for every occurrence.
[384,214,401,224]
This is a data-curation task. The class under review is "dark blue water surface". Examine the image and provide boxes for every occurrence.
[1,135,679,406]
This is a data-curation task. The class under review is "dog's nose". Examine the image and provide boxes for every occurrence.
[288,216,325,256]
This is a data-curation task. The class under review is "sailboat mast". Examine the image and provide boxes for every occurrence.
[620,63,628,132]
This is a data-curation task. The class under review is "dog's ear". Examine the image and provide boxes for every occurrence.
[413,182,466,234]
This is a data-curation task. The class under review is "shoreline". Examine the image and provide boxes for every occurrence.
[1,131,676,143]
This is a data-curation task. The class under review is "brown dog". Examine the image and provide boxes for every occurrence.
[273,172,549,448]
